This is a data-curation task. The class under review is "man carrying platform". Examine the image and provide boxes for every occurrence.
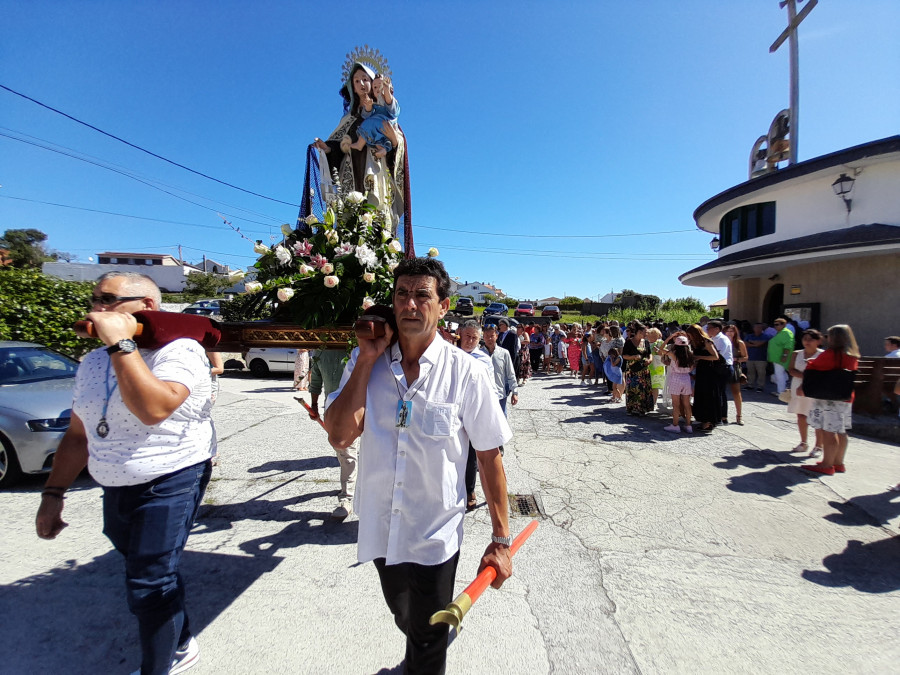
[325,257,513,674]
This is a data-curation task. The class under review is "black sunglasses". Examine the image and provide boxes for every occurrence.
[91,293,145,306]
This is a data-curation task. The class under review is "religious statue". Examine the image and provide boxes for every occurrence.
[299,46,413,256]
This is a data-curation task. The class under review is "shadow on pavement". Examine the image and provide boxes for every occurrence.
[824,491,900,528]
[1,547,283,673]
[801,536,900,593]
[725,464,813,498]
[249,456,339,474]
[714,448,804,471]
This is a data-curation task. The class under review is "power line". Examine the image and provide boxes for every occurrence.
[0,194,273,235]
[416,224,697,238]
[0,82,301,207]
[0,131,284,227]
[433,244,709,261]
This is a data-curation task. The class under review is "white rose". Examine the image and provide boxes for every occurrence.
[321,263,334,274]
[228,270,246,281]
[388,261,399,271]
[360,212,373,226]
[388,239,402,253]
[280,223,293,236]
[427,247,439,258]
[298,264,314,275]
[244,281,263,293]
[381,229,391,242]
[305,214,319,225]
[326,230,339,245]
[324,275,340,288]
[345,191,365,204]
[363,271,375,283]
[277,287,295,302]
[362,297,375,310]
[274,245,292,265]
[253,242,270,255]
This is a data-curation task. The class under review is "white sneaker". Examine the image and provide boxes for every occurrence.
[663,425,682,433]
[170,637,200,675]
[332,499,352,519]
[809,446,823,458]
[792,443,808,453]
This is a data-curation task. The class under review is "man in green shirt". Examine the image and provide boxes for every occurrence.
[307,349,357,519]
[767,317,794,395]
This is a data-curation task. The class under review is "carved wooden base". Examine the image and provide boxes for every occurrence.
[216,322,354,351]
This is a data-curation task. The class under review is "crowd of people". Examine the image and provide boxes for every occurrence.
[500,316,887,479]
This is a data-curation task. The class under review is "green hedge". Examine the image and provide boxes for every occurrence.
[0,268,100,358]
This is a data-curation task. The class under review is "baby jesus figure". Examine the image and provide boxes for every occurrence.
[348,75,400,159]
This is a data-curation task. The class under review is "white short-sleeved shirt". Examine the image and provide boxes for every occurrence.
[73,339,216,486]
[711,332,734,365]
[326,335,512,566]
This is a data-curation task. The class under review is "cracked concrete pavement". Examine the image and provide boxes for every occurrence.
[2,369,899,674]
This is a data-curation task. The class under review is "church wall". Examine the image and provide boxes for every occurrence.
[726,253,899,355]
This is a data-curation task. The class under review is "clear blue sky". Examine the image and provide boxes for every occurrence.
[2,1,897,305]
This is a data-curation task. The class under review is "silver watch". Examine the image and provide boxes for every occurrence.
[491,534,512,547]
[107,338,138,355]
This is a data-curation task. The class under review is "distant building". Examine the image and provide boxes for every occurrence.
[456,281,505,304]
[680,136,900,355]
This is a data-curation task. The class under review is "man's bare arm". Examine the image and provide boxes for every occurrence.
[476,448,512,589]
[36,413,89,539]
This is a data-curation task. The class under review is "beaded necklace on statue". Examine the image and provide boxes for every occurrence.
[96,357,119,438]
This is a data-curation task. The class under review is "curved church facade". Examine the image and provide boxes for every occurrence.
[680,136,900,356]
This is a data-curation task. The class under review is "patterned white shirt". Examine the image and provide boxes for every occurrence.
[73,339,215,486]
[326,335,511,566]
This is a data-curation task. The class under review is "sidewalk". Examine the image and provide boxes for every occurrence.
[1,370,898,674]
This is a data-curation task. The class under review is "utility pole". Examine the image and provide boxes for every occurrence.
[770,0,817,165]
[177,244,183,265]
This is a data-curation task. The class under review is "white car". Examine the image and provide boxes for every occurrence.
[243,348,298,376]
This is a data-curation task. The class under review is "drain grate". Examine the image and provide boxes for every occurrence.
[511,493,544,518]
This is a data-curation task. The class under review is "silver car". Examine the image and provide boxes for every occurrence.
[0,342,77,488]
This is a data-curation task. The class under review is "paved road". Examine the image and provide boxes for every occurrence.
[3,369,899,674]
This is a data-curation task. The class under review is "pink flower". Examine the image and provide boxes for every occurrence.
[311,253,328,269]
[321,263,334,274]
[293,239,313,256]
[324,275,340,288]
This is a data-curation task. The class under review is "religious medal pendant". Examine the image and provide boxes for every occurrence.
[97,417,109,438]
[396,399,411,428]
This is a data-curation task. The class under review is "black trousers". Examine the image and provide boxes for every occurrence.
[373,552,460,675]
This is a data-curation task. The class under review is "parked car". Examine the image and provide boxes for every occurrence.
[514,302,535,317]
[483,302,509,317]
[453,297,475,314]
[541,305,562,320]
[243,347,299,376]
[183,299,223,318]
[0,342,78,488]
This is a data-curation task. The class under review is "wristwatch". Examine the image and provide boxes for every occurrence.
[106,338,138,355]
[491,534,513,547]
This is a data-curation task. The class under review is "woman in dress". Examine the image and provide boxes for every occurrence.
[622,321,654,416]
[723,324,748,425]
[800,325,860,476]
[662,334,694,433]
[647,327,666,405]
[686,323,721,431]
[567,325,583,377]
[516,323,532,385]
[787,329,824,456]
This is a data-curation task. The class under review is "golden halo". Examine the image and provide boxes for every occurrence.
[341,45,392,83]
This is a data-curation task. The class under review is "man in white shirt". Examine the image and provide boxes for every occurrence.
[35,272,214,675]
[325,258,513,674]
[706,320,734,424]
[885,336,900,358]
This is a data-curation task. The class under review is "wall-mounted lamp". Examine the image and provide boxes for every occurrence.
[710,236,720,252]
[831,173,855,214]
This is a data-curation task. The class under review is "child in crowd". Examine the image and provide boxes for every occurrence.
[604,347,624,402]
[663,335,695,433]
[567,328,583,377]
[580,333,594,385]
[788,329,824,456]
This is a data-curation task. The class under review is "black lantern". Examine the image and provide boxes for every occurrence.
[710,237,721,252]
[831,173,855,213]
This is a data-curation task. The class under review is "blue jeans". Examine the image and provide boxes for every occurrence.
[102,460,212,675]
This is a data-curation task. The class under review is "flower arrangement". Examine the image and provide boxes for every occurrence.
[245,191,403,328]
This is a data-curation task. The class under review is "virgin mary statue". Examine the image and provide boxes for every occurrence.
[298,46,413,256]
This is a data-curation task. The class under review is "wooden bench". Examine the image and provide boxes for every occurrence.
[853,357,900,415]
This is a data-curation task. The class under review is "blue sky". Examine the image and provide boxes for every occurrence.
[1,1,897,305]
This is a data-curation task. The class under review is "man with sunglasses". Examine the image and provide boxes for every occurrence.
[36,271,214,675]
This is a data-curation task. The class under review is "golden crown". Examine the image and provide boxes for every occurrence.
[341,45,392,83]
